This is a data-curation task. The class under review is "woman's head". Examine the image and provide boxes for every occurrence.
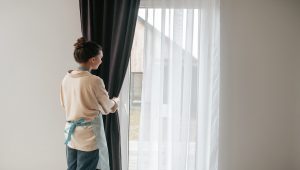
[73,37,103,70]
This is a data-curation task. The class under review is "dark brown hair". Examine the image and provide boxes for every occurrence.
[73,37,102,63]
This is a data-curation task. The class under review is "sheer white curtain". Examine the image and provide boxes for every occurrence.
[136,0,220,170]
[119,63,131,170]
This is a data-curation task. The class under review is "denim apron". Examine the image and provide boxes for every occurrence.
[64,115,110,170]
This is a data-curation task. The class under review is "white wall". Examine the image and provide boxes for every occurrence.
[0,1,80,169]
[294,11,300,169]
[220,0,300,170]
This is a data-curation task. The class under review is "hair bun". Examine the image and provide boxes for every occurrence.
[74,37,86,49]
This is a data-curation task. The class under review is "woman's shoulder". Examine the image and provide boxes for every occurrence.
[90,75,106,88]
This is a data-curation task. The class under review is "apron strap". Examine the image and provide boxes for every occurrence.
[64,118,92,145]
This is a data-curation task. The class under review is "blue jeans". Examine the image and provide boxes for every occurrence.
[66,146,99,170]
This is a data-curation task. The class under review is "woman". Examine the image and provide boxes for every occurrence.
[60,37,119,170]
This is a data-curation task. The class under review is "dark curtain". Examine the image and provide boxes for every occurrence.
[79,0,140,170]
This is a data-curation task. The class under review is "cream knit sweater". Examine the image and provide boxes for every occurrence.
[60,70,118,121]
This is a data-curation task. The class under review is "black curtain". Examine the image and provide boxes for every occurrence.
[79,0,140,170]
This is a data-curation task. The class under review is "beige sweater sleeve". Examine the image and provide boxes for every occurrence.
[93,77,118,114]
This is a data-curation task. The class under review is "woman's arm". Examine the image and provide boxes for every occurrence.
[93,77,119,114]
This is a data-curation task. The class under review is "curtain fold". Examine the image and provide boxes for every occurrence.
[79,0,140,170]
[136,0,220,170]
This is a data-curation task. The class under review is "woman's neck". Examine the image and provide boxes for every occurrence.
[78,64,91,72]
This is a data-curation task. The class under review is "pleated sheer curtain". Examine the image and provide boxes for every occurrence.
[134,0,220,170]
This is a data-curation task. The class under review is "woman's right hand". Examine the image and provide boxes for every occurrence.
[112,97,120,110]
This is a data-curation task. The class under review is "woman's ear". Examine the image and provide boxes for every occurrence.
[89,57,95,63]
